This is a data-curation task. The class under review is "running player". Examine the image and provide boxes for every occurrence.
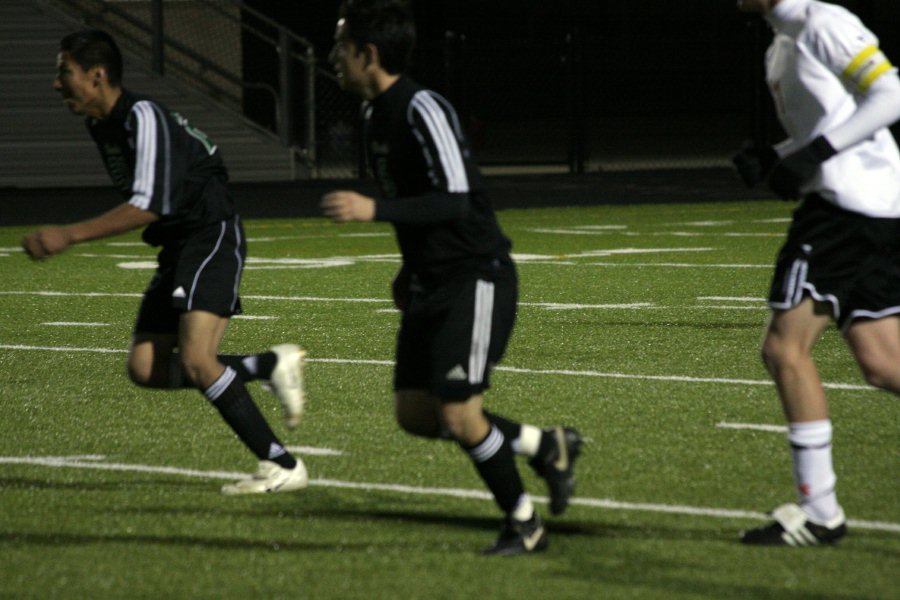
[733,0,900,545]
[321,0,582,555]
[23,30,308,495]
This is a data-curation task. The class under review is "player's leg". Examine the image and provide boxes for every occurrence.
[395,389,443,437]
[845,316,900,394]
[127,254,303,399]
[742,299,846,545]
[440,394,545,556]
[176,217,305,492]
[760,299,832,422]
[467,268,582,517]
[179,310,306,494]
[169,216,306,426]
[128,332,178,388]
[483,410,582,516]
[434,273,550,555]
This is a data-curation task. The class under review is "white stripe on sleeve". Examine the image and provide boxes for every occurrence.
[409,91,469,193]
[131,102,158,209]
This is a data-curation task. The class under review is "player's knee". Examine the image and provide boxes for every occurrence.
[857,358,900,392]
[179,354,219,390]
[395,411,438,437]
[127,360,159,388]
[394,404,442,438]
[760,335,800,375]
[440,406,486,446]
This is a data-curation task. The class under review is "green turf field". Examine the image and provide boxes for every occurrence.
[1,200,897,599]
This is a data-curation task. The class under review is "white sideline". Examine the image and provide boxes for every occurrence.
[0,343,879,392]
[1,455,897,533]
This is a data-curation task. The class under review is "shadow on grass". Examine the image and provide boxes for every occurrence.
[0,530,373,552]
[0,476,210,492]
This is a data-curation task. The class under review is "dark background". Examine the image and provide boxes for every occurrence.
[241,0,900,129]
[241,0,899,167]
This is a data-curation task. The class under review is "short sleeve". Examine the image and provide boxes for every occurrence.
[807,14,896,93]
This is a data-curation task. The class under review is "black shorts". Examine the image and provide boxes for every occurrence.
[394,259,517,401]
[134,216,246,335]
[768,196,900,330]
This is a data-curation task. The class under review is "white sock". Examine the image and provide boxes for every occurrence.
[511,494,535,522]
[512,424,542,457]
[788,419,840,522]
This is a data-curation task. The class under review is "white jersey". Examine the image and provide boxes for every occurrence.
[765,0,900,217]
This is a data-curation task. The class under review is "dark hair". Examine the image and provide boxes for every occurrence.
[339,0,415,74]
[59,30,123,86]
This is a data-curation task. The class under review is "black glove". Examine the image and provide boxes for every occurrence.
[768,135,837,200]
[732,141,778,188]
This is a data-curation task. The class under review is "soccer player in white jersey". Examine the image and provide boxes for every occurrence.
[733,0,900,546]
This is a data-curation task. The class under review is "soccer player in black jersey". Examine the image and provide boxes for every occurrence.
[321,0,582,555]
[22,30,308,495]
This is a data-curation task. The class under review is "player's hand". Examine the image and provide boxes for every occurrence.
[732,140,777,188]
[321,190,376,223]
[21,227,74,259]
[768,136,837,201]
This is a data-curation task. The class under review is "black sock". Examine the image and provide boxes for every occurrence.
[463,424,525,514]
[221,352,277,381]
[203,367,296,469]
[168,352,278,388]
[483,410,522,441]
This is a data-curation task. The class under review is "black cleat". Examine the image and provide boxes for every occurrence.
[482,513,549,556]
[529,426,583,515]
[741,503,847,546]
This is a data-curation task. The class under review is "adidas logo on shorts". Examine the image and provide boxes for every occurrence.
[446,364,468,381]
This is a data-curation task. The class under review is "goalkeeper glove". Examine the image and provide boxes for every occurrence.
[768,136,837,200]
[732,141,778,188]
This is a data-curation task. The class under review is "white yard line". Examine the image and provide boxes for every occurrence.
[42,322,111,327]
[285,446,346,456]
[716,422,788,433]
[0,290,658,312]
[232,315,278,320]
[588,262,770,269]
[0,454,896,532]
[0,343,877,392]
[522,302,654,310]
[494,364,874,391]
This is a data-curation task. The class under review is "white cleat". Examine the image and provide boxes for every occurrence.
[221,459,308,495]
[269,343,306,429]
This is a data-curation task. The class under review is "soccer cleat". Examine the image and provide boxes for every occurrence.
[268,344,306,429]
[528,426,583,515]
[221,459,309,495]
[482,513,549,556]
[740,503,847,546]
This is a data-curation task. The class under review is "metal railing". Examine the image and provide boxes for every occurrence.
[43,0,360,178]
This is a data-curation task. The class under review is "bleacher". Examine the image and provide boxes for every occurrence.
[0,0,300,189]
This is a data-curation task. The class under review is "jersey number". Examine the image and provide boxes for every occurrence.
[172,112,218,155]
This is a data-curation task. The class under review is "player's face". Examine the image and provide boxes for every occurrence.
[330,19,370,97]
[53,51,101,116]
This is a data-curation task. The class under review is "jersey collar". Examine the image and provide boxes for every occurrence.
[766,0,811,38]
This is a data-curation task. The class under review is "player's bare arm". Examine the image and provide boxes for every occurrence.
[22,202,157,259]
[321,190,376,223]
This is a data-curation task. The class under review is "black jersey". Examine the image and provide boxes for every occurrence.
[87,89,234,246]
[365,76,512,286]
